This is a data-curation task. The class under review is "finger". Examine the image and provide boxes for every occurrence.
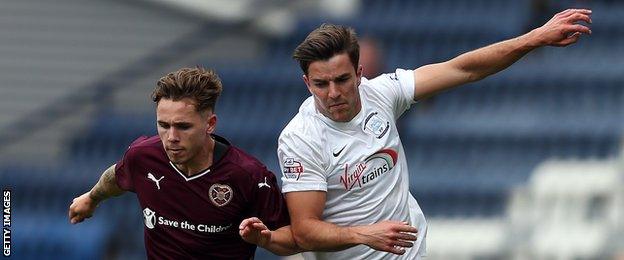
[239,227,248,237]
[70,215,83,224]
[559,9,592,19]
[252,222,268,231]
[566,13,592,24]
[394,240,414,248]
[566,24,591,35]
[260,230,271,236]
[68,208,76,220]
[239,217,261,229]
[239,219,251,229]
[395,224,418,233]
[573,9,592,15]
[396,232,418,241]
[387,245,406,255]
[561,33,582,46]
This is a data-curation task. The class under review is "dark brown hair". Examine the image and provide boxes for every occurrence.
[152,67,222,112]
[293,23,360,75]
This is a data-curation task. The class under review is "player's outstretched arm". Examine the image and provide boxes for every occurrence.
[68,164,125,224]
[239,217,302,256]
[412,8,592,101]
[285,191,418,255]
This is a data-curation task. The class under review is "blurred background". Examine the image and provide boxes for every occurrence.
[0,0,623,259]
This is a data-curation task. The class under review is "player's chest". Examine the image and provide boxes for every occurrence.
[326,109,400,191]
[133,165,249,224]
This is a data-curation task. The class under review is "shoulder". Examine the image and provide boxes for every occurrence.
[225,146,274,181]
[124,135,163,158]
[279,99,323,148]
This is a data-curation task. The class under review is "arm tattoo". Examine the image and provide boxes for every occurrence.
[89,164,124,203]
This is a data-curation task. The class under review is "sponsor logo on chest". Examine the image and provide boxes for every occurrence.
[339,149,398,191]
[142,207,231,233]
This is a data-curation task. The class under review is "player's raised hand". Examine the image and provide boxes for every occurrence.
[68,191,98,224]
[239,217,272,247]
[532,8,592,47]
[357,220,418,255]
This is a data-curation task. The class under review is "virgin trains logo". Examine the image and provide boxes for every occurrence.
[340,149,398,191]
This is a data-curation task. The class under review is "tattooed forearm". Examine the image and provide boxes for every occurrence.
[89,164,125,203]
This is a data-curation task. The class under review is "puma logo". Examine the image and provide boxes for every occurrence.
[147,172,164,190]
[258,177,271,189]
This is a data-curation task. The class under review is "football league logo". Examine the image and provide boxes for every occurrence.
[283,157,304,180]
[209,184,233,207]
[143,207,156,229]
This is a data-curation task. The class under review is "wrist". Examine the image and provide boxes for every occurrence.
[523,28,546,49]
[88,190,104,204]
[344,226,366,246]
[260,230,272,248]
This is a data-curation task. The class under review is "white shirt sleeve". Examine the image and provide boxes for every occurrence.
[367,68,416,119]
[278,129,327,193]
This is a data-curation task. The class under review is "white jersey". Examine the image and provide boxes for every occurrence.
[278,69,427,260]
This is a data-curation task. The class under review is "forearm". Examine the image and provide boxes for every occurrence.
[451,31,541,82]
[89,164,125,203]
[292,218,364,251]
[261,226,303,256]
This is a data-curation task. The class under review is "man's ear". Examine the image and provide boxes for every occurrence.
[303,74,313,95]
[207,113,217,134]
[357,65,363,85]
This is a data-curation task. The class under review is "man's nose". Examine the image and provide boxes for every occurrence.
[328,82,340,99]
[167,128,180,142]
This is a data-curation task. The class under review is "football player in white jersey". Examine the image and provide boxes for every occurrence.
[240,9,591,259]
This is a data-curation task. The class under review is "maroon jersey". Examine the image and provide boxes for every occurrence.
[115,135,289,259]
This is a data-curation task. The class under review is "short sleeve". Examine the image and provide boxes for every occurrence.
[250,170,290,230]
[114,136,149,192]
[367,68,416,119]
[278,130,327,193]
[114,150,134,192]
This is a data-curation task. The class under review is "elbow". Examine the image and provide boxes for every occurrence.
[291,227,315,251]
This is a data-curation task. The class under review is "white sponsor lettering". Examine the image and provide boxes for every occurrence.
[158,216,179,228]
[143,207,230,233]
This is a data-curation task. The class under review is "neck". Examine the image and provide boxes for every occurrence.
[175,136,215,177]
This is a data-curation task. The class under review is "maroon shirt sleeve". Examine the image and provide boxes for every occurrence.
[115,136,150,192]
[251,169,290,230]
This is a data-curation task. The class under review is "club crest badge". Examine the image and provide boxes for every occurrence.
[364,112,390,139]
[209,184,233,207]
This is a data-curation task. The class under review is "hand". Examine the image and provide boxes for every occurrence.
[355,220,418,255]
[239,217,272,247]
[68,191,99,224]
[532,9,592,47]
